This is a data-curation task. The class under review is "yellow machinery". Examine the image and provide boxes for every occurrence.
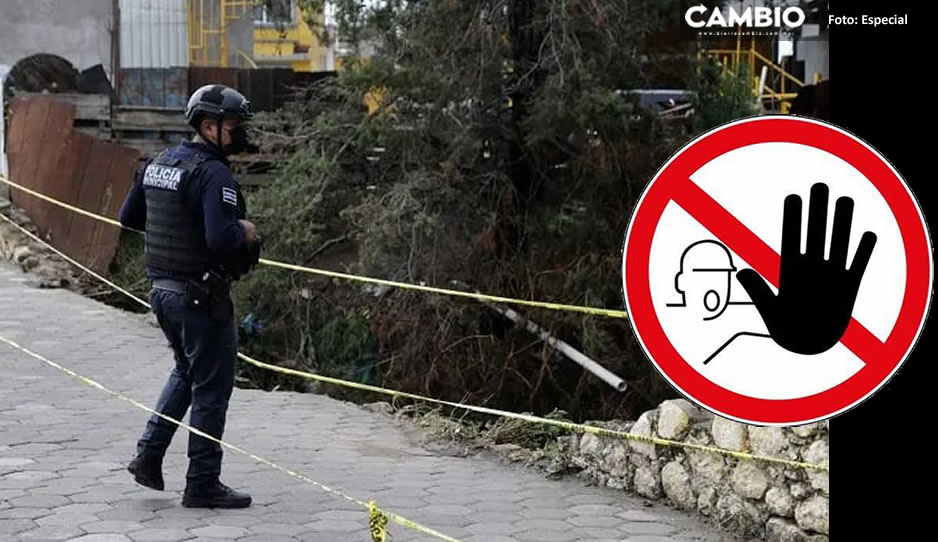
[700,30,822,113]
[188,1,331,71]
[188,0,260,67]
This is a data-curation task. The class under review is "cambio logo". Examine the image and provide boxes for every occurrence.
[685,5,807,29]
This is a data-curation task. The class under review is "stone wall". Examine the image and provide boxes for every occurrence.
[566,399,829,541]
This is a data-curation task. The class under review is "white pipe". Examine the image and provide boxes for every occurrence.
[451,280,627,392]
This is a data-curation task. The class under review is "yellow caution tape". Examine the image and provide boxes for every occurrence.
[260,258,629,318]
[369,500,389,542]
[0,332,462,542]
[0,176,132,230]
[0,174,627,318]
[0,181,829,473]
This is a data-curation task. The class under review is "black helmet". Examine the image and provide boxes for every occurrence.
[185,84,253,129]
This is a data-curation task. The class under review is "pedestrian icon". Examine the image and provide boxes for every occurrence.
[666,239,765,365]
[667,240,743,321]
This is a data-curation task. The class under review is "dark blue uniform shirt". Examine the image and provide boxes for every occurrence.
[119,140,246,281]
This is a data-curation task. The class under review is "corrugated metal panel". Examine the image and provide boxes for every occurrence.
[118,67,188,107]
[120,0,189,68]
[8,96,140,275]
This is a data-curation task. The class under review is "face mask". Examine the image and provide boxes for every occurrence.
[224,124,251,155]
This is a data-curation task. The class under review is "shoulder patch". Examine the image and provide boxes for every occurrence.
[222,186,238,206]
[142,164,184,191]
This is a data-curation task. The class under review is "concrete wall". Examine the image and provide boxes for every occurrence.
[0,0,114,79]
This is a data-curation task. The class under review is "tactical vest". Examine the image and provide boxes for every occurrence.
[142,149,215,277]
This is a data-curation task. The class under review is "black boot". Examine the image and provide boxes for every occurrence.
[182,481,252,509]
[127,454,164,491]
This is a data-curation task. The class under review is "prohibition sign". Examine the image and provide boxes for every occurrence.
[622,116,932,426]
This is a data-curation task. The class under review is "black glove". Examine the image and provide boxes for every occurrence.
[222,235,263,281]
[248,235,262,269]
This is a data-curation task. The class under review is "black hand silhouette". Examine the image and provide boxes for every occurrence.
[736,183,877,355]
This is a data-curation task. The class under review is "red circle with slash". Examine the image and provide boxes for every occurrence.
[621,116,932,426]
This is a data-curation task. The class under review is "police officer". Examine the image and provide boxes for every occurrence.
[119,84,261,508]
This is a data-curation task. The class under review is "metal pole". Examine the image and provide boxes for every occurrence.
[735,25,741,71]
[750,34,755,81]
[111,0,121,99]
[220,0,229,67]
[483,300,627,392]
[0,65,9,189]
[448,279,628,392]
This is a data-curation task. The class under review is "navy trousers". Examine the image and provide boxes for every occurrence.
[136,287,237,485]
